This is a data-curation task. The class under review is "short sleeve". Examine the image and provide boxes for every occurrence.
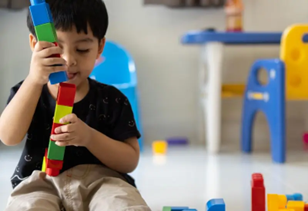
[108,86,141,142]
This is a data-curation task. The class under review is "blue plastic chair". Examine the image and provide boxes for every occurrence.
[241,59,285,163]
[90,40,143,151]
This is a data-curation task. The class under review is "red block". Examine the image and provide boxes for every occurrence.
[47,159,63,169]
[305,204,308,211]
[56,83,76,107]
[46,168,60,176]
[50,123,64,141]
[48,42,60,58]
[251,173,265,211]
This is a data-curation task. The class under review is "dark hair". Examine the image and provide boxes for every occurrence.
[27,0,108,42]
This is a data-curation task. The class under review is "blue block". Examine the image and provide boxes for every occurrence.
[241,59,286,163]
[30,0,44,5]
[29,2,53,26]
[286,193,303,201]
[49,71,68,85]
[183,209,197,211]
[171,207,189,211]
[206,199,225,211]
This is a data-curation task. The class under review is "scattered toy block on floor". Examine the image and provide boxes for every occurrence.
[287,201,305,211]
[152,140,167,155]
[251,173,266,211]
[304,204,308,211]
[286,193,303,201]
[206,198,225,211]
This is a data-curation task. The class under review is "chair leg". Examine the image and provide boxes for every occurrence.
[266,108,286,163]
[241,100,258,153]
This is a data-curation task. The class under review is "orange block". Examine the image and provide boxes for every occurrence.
[287,201,305,211]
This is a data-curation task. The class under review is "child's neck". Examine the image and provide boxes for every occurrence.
[47,79,90,104]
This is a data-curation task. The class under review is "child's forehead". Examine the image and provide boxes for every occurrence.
[56,26,97,43]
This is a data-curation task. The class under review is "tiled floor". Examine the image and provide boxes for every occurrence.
[1,143,308,211]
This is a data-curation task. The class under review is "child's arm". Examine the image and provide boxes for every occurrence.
[0,77,43,146]
[87,131,140,173]
[0,41,66,146]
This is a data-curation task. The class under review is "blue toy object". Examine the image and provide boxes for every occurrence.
[29,0,68,85]
[90,41,144,151]
[286,193,303,201]
[206,198,226,211]
[241,59,285,163]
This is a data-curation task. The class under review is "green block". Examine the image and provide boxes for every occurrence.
[34,22,57,42]
[162,207,171,211]
[54,104,73,124]
[47,140,65,160]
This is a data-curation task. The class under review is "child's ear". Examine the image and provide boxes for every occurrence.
[29,33,37,52]
[97,37,106,59]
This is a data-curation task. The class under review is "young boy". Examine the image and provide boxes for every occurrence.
[0,0,151,210]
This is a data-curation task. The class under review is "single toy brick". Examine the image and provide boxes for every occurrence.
[206,199,225,211]
[162,207,172,211]
[46,167,60,176]
[251,173,266,211]
[287,201,305,211]
[47,159,63,169]
[30,0,45,5]
[286,193,303,201]
[171,207,189,211]
[47,139,65,160]
[268,194,288,211]
[42,155,47,172]
[34,22,57,43]
[50,123,64,141]
[49,72,68,85]
[304,204,308,211]
[182,209,197,211]
[53,104,73,124]
[29,2,53,26]
[57,83,76,107]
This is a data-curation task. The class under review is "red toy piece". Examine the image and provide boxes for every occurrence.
[50,123,63,141]
[46,159,63,176]
[305,204,308,211]
[56,83,76,107]
[251,173,265,211]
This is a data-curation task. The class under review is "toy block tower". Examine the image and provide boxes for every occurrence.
[251,173,265,211]
[29,0,68,84]
[44,83,76,176]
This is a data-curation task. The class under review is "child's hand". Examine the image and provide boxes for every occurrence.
[28,41,67,85]
[51,114,92,147]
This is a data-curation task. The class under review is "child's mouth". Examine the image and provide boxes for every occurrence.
[67,72,77,80]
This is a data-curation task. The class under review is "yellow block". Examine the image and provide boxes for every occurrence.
[152,140,167,155]
[41,156,46,172]
[54,104,73,124]
[268,194,288,211]
[221,84,245,98]
[280,24,308,100]
[286,201,305,211]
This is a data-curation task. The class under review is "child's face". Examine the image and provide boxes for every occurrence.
[30,23,105,89]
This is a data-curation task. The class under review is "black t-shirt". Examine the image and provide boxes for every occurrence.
[5,78,141,189]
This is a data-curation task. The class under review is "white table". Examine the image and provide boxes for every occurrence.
[181,30,282,153]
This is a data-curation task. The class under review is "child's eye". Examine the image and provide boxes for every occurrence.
[77,49,89,53]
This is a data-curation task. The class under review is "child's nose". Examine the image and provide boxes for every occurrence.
[62,54,77,67]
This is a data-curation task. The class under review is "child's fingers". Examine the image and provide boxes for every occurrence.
[59,114,78,124]
[34,41,55,52]
[55,124,73,134]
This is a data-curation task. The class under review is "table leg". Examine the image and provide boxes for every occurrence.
[201,42,224,153]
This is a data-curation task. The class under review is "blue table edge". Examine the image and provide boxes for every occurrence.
[181,31,283,45]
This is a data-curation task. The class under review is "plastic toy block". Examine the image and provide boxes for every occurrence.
[49,72,68,85]
[206,199,225,211]
[251,173,265,211]
[42,155,46,172]
[304,204,308,211]
[162,207,189,211]
[29,1,53,26]
[50,123,63,139]
[30,0,44,4]
[56,83,76,107]
[166,137,189,145]
[46,159,63,169]
[152,140,167,155]
[286,193,303,201]
[46,166,60,176]
[182,209,197,211]
[34,22,57,43]
[268,194,288,211]
[53,104,73,124]
[47,139,65,160]
[287,201,305,211]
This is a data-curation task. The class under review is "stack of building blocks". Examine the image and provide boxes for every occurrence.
[28,0,77,176]
[29,0,68,84]
[46,83,76,176]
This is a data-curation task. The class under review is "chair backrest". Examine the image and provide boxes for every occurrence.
[90,40,137,88]
[280,24,308,100]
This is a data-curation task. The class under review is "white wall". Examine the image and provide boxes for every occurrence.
[1,0,308,148]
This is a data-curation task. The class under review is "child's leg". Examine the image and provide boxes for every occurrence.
[88,177,151,211]
[5,171,62,211]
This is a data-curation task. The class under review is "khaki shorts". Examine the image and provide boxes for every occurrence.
[5,164,151,211]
